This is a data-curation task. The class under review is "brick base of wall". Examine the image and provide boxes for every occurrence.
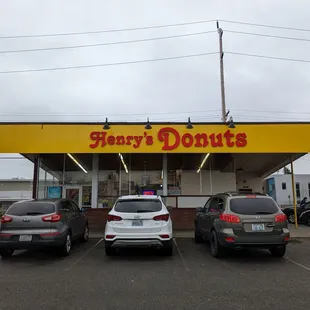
[85,208,196,233]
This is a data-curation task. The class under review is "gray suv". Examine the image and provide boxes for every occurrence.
[194,192,290,258]
[0,199,89,258]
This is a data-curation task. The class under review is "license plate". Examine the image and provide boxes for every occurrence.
[19,235,32,242]
[132,220,143,227]
[252,224,265,231]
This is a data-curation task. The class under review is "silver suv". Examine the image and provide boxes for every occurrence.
[0,199,89,258]
[194,192,290,258]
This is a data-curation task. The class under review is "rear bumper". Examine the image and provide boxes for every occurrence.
[0,234,66,250]
[104,234,173,249]
[217,228,290,248]
[109,239,169,248]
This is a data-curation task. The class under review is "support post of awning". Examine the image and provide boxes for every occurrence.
[32,155,40,199]
[91,154,99,208]
[290,156,298,228]
[163,154,168,198]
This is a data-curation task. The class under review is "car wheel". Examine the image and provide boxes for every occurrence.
[80,224,89,243]
[105,243,116,256]
[194,227,204,244]
[210,230,225,258]
[306,218,310,227]
[59,233,72,257]
[287,213,295,224]
[0,249,14,258]
[270,245,286,258]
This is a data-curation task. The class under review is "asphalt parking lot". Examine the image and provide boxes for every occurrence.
[1,238,310,310]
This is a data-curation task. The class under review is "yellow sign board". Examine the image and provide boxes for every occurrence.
[0,123,309,153]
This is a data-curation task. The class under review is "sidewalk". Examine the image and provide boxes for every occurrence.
[89,224,310,239]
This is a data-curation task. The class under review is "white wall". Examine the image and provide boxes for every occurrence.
[181,170,236,195]
[236,172,263,193]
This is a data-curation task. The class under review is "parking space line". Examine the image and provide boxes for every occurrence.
[173,238,189,271]
[285,257,310,271]
[65,238,104,272]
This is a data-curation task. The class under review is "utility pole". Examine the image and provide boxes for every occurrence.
[217,21,227,123]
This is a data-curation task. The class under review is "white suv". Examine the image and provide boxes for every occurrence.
[104,195,173,256]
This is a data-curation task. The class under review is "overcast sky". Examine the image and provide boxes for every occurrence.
[0,0,310,177]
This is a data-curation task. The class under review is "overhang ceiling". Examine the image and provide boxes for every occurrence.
[22,153,306,178]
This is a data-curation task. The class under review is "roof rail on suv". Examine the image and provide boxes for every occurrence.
[214,191,267,197]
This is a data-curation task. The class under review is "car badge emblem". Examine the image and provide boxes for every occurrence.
[134,215,140,219]
[255,216,261,219]
[23,218,30,222]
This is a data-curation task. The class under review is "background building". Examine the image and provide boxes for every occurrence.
[264,174,310,207]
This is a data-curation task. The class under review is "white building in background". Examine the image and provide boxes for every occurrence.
[264,174,310,207]
[0,178,32,211]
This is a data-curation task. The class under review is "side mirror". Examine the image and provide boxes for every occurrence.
[167,206,173,211]
[196,207,203,212]
[80,207,86,213]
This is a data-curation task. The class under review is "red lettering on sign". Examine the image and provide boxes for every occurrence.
[89,128,248,150]
[158,127,180,151]
[133,136,143,149]
[182,133,194,148]
[194,133,208,147]
[107,135,115,145]
[146,135,153,145]
[223,130,235,147]
[116,136,125,145]
[209,133,223,147]
[235,133,247,147]
[126,136,133,145]
[90,131,107,148]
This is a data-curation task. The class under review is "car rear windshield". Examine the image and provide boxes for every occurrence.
[114,199,162,213]
[230,198,279,215]
[6,202,56,216]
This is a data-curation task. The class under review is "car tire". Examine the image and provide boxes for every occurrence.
[287,213,295,224]
[80,224,89,243]
[105,243,116,256]
[0,249,14,258]
[194,226,204,244]
[59,232,72,257]
[270,245,286,258]
[210,230,226,258]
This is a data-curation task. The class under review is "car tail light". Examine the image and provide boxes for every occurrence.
[0,233,12,237]
[153,214,170,221]
[1,215,13,224]
[159,234,170,239]
[225,237,235,242]
[219,213,240,223]
[40,232,61,237]
[285,236,290,241]
[42,214,61,222]
[275,214,287,223]
[105,235,115,239]
[107,215,122,222]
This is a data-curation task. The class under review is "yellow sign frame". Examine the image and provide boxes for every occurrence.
[0,123,309,154]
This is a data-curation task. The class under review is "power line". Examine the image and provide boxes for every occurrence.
[0,110,220,117]
[226,51,310,64]
[233,109,310,115]
[225,30,310,43]
[0,20,216,39]
[0,31,217,54]
[0,52,218,74]
[219,19,310,33]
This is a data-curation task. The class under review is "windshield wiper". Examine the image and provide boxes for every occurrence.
[255,211,273,215]
[26,212,45,215]
[136,210,152,213]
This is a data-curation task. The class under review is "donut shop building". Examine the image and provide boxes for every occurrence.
[0,121,308,229]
